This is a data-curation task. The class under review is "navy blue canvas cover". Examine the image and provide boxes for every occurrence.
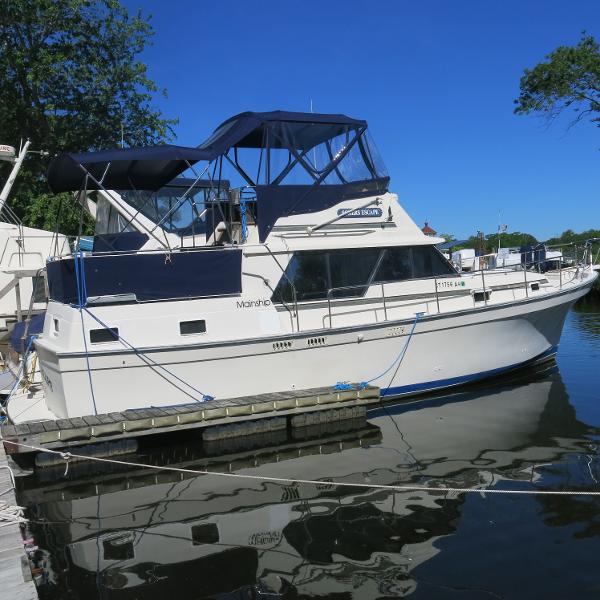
[48,145,212,193]
[47,249,242,304]
[9,313,45,354]
[255,177,390,242]
[199,111,367,155]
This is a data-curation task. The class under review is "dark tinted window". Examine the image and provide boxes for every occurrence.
[273,246,455,303]
[273,249,381,303]
[329,248,381,297]
[103,536,134,560]
[180,320,206,335]
[191,523,219,545]
[374,247,412,282]
[32,275,46,304]
[90,327,119,343]
[412,246,455,277]
[375,246,455,282]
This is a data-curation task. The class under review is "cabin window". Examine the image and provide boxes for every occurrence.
[473,290,491,303]
[375,246,454,282]
[191,523,219,545]
[31,275,47,304]
[103,534,134,560]
[180,320,206,335]
[272,246,456,303]
[90,327,119,343]
[273,248,380,303]
[94,194,136,235]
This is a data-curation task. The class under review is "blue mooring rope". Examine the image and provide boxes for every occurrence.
[71,247,214,404]
[72,247,98,414]
[239,196,248,243]
[82,307,214,402]
[334,312,423,391]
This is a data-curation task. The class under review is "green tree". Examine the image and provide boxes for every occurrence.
[437,232,455,242]
[486,231,538,252]
[514,33,600,130]
[453,231,538,254]
[0,0,176,234]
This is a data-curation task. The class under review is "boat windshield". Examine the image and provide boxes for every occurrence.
[265,129,388,186]
[113,180,228,236]
[202,114,388,188]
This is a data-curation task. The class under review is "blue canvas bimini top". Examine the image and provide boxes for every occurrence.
[199,110,367,155]
[47,145,212,193]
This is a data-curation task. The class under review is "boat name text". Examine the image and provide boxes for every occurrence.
[337,207,383,218]
[237,299,272,308]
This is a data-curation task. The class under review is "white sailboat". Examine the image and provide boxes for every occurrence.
[0,142,69,393]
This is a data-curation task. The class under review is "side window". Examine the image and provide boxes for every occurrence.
[180,320,206,335]
[414,246,456,277]
[412,246,434,278]
[272,246,455,304]
[31,275,47,304]
[273,251,329,303]
[273,249,380,303]
[90,327,119,343]
[328,248,381,297]
[375,247,413,282]
[376,246,455,281]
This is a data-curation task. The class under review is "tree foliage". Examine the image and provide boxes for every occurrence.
[448,231,539,253]
[0,0,176,234]
[545,228,600,246]
[514,33,600,130]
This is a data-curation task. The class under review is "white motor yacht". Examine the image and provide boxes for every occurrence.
[6,111,596,422]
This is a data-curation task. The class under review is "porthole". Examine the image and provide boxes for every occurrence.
[90,327,119,343]
[473,291,491,303]
[180,320,206,335]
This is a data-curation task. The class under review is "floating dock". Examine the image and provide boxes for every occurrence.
[0,443,38,599]
[1,384,380,466]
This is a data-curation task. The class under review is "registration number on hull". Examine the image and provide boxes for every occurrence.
[436,280,466,289]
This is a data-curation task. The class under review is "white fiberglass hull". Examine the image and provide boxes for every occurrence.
[31,277,592,420]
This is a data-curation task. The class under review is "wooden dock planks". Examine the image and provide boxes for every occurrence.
[0,443,38,599]
[2,385,380,458]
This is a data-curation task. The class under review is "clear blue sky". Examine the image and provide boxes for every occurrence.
[125,0,599,241]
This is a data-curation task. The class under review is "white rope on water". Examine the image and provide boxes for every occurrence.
[10,440,600,498]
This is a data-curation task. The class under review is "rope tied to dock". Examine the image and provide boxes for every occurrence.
[9,439,600,498]
[334,312,423,391]
[2,334,38,418]
[0,501,27,527]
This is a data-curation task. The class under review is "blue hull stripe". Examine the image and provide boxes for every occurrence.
[381,345,558,398]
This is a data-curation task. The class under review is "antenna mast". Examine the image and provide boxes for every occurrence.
[0,139,31,213]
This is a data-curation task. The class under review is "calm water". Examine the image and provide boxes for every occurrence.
[17,299,600,600]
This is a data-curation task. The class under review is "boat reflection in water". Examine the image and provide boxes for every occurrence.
[19,365,594,599]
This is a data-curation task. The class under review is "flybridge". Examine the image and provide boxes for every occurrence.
[47,111,390,246]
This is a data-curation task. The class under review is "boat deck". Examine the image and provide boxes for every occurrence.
[0,443,38,599]
[2,384,380,463]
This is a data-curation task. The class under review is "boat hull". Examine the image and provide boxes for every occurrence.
[32,278,592,419]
